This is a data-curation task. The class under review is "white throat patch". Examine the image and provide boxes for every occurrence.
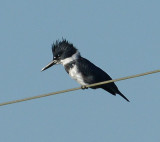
[61,51,80,66]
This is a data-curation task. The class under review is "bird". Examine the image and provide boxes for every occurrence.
[41,39,129,102]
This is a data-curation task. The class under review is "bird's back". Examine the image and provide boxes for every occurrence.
[75,57,129,101]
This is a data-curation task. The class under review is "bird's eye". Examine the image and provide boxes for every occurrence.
[57,54,60,57]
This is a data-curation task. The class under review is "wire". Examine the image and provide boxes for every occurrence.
[0,69,160,106]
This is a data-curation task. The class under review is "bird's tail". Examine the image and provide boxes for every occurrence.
[102,86,130,102]
[117,90,130,102]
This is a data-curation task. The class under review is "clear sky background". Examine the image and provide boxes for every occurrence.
[0,0,160,142]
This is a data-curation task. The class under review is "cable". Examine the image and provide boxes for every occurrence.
[0,69,160,106]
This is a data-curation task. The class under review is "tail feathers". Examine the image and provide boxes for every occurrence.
[117,91,130,102]
[102,87,130,102]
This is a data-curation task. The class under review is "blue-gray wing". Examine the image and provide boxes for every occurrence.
[76,57,115,86]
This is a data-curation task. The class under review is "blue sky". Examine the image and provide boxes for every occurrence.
[0,0,160,142]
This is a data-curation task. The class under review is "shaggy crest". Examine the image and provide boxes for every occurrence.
[51,39,78,59]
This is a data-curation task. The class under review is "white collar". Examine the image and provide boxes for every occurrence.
[61,51,80,66]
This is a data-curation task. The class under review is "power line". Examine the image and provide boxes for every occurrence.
[0,69,160,107]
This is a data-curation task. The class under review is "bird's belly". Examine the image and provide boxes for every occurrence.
[69,65,87,85]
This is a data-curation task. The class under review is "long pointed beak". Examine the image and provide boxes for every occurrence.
[41,60,57,72]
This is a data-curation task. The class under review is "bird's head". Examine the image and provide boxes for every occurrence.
[41,39,79,71]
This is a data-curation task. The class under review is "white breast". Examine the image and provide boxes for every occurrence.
[69,65,88,85]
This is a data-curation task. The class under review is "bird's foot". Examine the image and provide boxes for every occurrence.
[81,85,88,90]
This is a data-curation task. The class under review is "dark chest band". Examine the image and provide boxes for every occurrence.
[64,60,76,73]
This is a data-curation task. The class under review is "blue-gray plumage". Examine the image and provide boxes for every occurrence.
[41,39,129,102]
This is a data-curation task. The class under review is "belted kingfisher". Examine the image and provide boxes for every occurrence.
[41,39,129,102]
